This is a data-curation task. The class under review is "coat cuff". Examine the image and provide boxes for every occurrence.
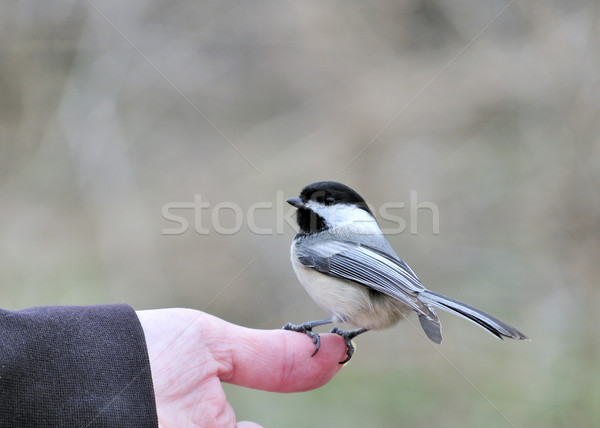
[0,304,158,427]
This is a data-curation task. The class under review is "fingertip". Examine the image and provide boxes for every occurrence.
[268,331,346,392]
[221,327,347,393]
[282,329,347,361]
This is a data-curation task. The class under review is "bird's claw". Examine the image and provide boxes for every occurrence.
[283,322,321,357]
[330,327,367,364]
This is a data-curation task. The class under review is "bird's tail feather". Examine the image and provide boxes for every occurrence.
[418,290,528,341]
[418,313,442,344]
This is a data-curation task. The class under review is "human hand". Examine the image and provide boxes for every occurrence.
[137,309,347,428]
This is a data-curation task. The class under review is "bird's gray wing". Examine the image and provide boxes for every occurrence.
[296,240,437,320]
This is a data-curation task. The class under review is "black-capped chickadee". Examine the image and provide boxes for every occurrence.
[283,181,528,363]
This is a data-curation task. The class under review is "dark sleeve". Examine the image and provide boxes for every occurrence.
[0,304,158,428]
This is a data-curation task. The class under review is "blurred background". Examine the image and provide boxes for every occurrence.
[1,1,599,427]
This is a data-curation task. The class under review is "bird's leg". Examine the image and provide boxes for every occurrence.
[282,319,333,357]
[329,327,369,364]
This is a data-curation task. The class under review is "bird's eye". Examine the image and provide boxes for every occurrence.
[324,196,335,205]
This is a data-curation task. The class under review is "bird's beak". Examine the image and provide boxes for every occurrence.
[286,197,303,208]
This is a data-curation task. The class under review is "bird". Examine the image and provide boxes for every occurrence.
[283,181,528,363]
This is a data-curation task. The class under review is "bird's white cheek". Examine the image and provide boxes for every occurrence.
[329,206,380,236]
[304,202,380,236]
[342,219,380,236]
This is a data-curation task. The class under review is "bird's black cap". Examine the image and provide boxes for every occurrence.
[294,181,373,215]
